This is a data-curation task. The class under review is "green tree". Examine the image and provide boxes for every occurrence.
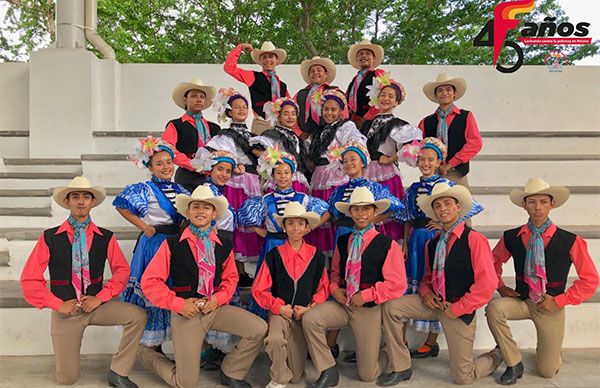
[1,0,597,66]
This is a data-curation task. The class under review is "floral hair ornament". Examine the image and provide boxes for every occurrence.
[366,71,406,109]
[263,97,299,126]
[319,88,349,119]
[191,148,237,173]
[419,137,448,161]
[396,139,421,167]
[128,136,175,168]
[213,87,248,124]
[257,145,297,180]
[340,141,371,168]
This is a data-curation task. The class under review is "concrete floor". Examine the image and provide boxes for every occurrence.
[1,349,599,387]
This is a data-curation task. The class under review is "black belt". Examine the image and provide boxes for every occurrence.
[412,217,433,229]
[267,232,287,240]
[336,217,354,228]
[155,224,181,235]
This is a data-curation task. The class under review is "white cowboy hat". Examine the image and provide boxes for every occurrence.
[335,186,390,216]
[251,41,287,65]
[53,176,106,209]
[417,182,473,220]
[175,185,229,220]
[300,56,336,84]
[274,202,321,230]
[347,39,384,69]
[172,79,217,110]
[422,72,467,103]
[509,178,570,208]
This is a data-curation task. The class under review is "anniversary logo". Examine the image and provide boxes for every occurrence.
[474,0,592,73]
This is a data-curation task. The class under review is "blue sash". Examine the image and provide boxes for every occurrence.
[147,181,180,224]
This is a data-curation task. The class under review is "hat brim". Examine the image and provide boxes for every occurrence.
[335,199,390,217]
[251,48,287,65]
[347,43,384,69]
[509,186,570,208]
[53,186,106,209]
[300,58,336,85]
[172,82,217,110]
[423,77,467,104]
[175,194,229,220]
[274,211,321,230]
[416,185,473,220]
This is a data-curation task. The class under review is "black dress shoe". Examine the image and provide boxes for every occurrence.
[329,344,340,359]
[309,366,339,388]
[219,370,252,388]
[410,342,440,359]
[376,368,412,386]
[500,362,524,385]
[238,273,254,288]
[343,351,356,363]
[107,369,138,388]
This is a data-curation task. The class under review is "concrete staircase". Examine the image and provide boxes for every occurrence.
[1,129,599,356]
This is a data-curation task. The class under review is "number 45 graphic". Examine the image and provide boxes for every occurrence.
[474,19,524,73]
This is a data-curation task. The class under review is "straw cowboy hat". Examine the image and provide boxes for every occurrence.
[274,202,321,230]
[347,39,384,69]
[417,182,473,220]
[53,176,106,209]
[175,185,229,220]
[300,56,336,84]
[422,72,467,103]
[251,41,287,65]
[172,79,217,110]
[335,186,390,216]
[509,177,570,208]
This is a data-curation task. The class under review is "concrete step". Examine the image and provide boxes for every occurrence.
[1,158,82,174]
[0,196,50,208]
[479,136,600,156]
[476,193,599,226]
[0,207,52,217]
[93,130,163,155]
[0,131,29,158]
[0,177,75,190]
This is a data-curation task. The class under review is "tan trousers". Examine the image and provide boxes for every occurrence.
[138,305,267,388]
[50,300,147,385]
[485,297,565,378]
[382,295,501,385]
[302,300,382,382]
[265,313,308,384]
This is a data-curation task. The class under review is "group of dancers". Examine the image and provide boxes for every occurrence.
[19,39,599,388]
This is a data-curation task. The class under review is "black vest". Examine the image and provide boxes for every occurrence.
[168,229,233,298]
[265,246,326,307]
[423,109,470,176]
[296,87,322,134]
[167,117,221,158]
[45,226,112,301]
[427,227,476,324]
[503,226,575,300]
[337,231,392,307]
[345,70,376,118]
[249,72,288,118]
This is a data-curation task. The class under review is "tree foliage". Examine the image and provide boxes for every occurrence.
[1,0,597,66]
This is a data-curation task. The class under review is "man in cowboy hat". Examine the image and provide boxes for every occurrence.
[377,182,501,386]
[163,78,221,192]
[486,178,599,385]
[295,56,337,138]
[345,39,386,126]
[302,186,407,388]
[224,41,290,133]
[20,176,147,387]
[251,202,330,388]
[139,186,267,388]
[418,72,482,189]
